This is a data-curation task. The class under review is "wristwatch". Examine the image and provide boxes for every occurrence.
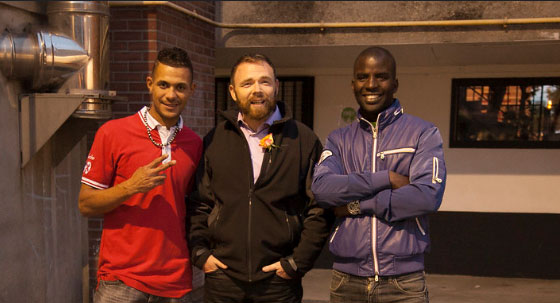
[347,201,361,215]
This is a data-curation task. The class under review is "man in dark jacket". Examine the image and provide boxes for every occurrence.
[188,54,333,303]
[312,46,446,302]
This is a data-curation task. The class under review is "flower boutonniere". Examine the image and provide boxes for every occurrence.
[259,133,279,152]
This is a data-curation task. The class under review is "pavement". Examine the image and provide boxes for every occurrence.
[302,269,560,303]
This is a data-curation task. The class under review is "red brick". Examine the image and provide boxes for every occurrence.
[112,52,144,62]
[129,82,148,92]
[129,62,151,72]
[144,51,158,62]
[128,41,155,51]
[113,31,144,41]
[110,20,128,30]
[110,8,145,19]
[143,31,158,41]
[113,72,144,82]
[110,102,129,113]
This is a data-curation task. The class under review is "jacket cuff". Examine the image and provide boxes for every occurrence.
[192,247,212,270]
[370,170,392,193]
[375,189,392,218]
[280,256,300,278]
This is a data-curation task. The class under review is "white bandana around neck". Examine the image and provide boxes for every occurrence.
[139,106,183,164]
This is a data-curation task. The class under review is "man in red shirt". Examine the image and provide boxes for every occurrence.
[79,47,202,302]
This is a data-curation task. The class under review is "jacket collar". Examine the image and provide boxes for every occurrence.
[358,99,403,131]
[220,101,292,129]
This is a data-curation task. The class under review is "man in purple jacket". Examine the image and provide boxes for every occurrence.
[311,46,446,302]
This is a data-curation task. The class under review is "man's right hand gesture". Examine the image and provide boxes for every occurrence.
[78,154,176,217]
[124,154,176,194]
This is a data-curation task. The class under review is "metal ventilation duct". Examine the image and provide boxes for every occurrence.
[4,1,122,166]
[47,1,113,119]
[0,30,89,90]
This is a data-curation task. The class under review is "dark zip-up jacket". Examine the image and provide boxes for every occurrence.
[188,102,333,282]
[311,99,446,277]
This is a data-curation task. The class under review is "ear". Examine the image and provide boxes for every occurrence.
[228,84,238,102]
[393,78,399,94]
[190,82,197,95]
[146,76,153,93]
[274,79,280,97]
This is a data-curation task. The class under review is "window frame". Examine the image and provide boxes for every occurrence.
[450,77,560,149]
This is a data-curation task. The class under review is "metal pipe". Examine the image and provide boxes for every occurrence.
[47,1,112,119]
[109,1,560,29]
[0,30,89,90]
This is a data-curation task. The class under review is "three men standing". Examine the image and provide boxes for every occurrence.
[79,44,445,303]
[312,46,446,302]
[188,54,333,302]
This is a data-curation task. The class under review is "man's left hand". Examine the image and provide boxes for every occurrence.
[262,261,292,279]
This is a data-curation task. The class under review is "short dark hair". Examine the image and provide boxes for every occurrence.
[230,53,277,85]
[153,47,194,80]
[354,46,397,77]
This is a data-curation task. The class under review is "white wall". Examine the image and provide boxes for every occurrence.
[305,64,560,214]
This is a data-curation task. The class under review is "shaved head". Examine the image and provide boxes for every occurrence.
[354,47,396,77]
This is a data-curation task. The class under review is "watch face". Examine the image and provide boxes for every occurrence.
[348,201,360,215]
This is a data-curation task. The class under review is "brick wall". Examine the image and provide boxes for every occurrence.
[87,2,215,300]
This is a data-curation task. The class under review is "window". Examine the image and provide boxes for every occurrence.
[215,77,314,129]
[450,78,560,148]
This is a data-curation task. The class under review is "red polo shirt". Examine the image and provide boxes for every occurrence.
[82,111,202,298]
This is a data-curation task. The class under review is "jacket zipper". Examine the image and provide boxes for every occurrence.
[285,211,292,243]
[329,225,339,243]
[377,148,416,160]
[432,157,442,184]
[361,117,380,281]
[415,217,426,236]
[248,189,253,282]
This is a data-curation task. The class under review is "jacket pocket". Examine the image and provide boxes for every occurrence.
[415,217,426,236]
[377,218,429,256]
[329,217,372,260]
[377,147,416,160]
[208,204,221,233]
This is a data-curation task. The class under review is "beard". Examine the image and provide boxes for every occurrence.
[236,94,277,122]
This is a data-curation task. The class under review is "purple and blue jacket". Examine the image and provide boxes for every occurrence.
[311,99,446,278]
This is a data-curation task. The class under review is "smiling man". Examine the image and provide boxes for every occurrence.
[312,46,447,303]
[188,54,333,303]
[78,47,202,302]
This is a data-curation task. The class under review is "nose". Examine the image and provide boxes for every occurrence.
[252,82,263,95]
[365,76,378,90]
[165,87,178,100]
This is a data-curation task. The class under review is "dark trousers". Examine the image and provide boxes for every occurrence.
[330,270,429,303]
[203,270,303,303]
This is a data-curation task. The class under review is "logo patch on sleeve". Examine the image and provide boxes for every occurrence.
[83,161,92,174]
[318,150,333,165]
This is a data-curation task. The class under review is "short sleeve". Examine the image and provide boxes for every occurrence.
[81,124,115,189]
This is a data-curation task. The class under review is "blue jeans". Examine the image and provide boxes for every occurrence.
[330,270,428,303]
[203,269,303,303]
[94,279,193,303]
